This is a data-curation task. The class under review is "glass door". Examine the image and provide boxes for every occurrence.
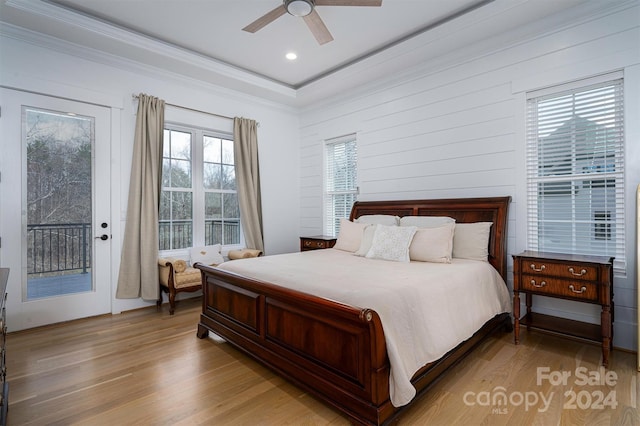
[0,89,111,330]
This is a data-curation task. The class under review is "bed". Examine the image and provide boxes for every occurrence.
[196,196,512,425]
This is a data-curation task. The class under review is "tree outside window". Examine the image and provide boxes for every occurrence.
[159,126,241,251]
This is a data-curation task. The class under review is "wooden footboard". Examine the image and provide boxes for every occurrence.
[196,265,392,425]
[196,196,512,425]
[196,264,511,425]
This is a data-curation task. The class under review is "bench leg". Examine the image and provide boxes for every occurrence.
[169,289,176,315]
[157,286,163,311]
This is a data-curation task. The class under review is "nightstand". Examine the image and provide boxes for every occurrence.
[0,269,8,426]
[300,235,337,252]
[513,251,614,367]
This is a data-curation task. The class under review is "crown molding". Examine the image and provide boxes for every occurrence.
[4,0,297,99]
[300,0,639,113]
[0,21,301,116]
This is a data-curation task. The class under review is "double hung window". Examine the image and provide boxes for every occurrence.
[160,124,241,251]
[526,75,625,274]
[324,134,358,237]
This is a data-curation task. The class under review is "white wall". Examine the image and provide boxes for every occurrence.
[0,31,300,315]
[1,1,638,351]
[299,2,640,351]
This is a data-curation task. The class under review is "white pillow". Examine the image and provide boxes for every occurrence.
[400,216,455,228]
[333,219,369,252]
[190,244,224,266]
[452,222,492,261]
[356,215,399,226]
[366,225,417,262]
[354,224,377,256]
[409,223,455,263]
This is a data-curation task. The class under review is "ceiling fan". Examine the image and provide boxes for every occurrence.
[242,0,383,45]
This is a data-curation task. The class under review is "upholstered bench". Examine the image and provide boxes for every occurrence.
[157,258,201,315]
[157,245,225,315]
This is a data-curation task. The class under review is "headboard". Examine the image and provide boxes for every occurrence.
[349,196,512,280]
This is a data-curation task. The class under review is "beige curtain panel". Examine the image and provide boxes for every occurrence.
[116,94,165,300]
[234,117,264,253]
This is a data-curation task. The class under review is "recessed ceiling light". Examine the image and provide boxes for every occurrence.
[286,52,298,61]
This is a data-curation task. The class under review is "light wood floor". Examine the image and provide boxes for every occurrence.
[6,298,639,425]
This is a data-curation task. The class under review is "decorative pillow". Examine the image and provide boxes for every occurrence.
[453,222,492,261]
[189,244,224,266]
[400,216,455,228]
[366,224,417,262]
[228,249,262,260]
[333,219,369,252]
[173,259,187,273]
[354,224,377,256]
[409,223,455,263]
[356,215,399,226]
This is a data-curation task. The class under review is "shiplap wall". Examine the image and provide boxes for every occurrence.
[299,1,640,351]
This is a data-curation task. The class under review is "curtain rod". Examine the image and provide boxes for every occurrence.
[132,94,234,121]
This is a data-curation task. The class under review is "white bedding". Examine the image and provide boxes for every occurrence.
[216,249,511,407]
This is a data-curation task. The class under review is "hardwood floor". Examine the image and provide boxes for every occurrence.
[7,298,639,425]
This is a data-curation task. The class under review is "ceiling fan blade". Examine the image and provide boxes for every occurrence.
[242,5,287,33]
[315,0,382,6]
[303,9,334,45]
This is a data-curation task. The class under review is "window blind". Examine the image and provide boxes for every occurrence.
[526,77,625,274]
[324,134,358,237]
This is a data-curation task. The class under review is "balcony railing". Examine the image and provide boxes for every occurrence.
[159,219,241,250]
[26,220,241,276]
[27,223,92,276]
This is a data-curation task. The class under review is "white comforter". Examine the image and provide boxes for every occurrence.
[217,249,511,407]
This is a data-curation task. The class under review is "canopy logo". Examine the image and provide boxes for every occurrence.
[463,366,618,414]
[463,387,553,413]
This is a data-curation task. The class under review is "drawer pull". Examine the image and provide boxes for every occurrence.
[530,279,546,288]
[569,285,587,294]
[568,267,587,277]
[530,264,545,272]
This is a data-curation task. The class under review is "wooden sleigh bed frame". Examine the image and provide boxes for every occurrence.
[196,196,512,425]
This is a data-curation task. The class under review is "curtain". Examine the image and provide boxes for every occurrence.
[116,94,165,300]
[233,117,264,252]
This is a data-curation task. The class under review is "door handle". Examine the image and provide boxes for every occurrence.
[95,234,109,241]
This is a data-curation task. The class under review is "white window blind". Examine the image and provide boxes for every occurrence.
[526,77,625,274]
[324,134,358,237]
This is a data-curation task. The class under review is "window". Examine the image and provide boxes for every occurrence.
[160,124,241,251]
[324,134,358,237]
[203,135,241,246]
[526,75,625,274]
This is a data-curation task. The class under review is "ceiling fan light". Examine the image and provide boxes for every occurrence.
[285,0,313,17]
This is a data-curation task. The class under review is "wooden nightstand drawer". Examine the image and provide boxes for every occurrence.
[303,239,329,249]
[524,259,598,281]
[300,236,337,252]
[520,274,598,302]
[512,251,614,367]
